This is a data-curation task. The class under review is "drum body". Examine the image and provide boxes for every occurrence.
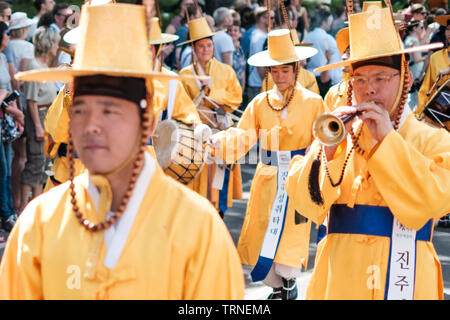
[421,79,450,131]
[153,120,206,184]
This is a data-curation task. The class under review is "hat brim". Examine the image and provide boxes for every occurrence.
[176,32,218,46]
[149,33,179,45]
[248,46,318,67]
[314,42,443,72]
[9,21,34,30]
[15,67,209,82]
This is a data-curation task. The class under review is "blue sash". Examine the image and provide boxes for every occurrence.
[250,148,306,282]
[328,204,433,299]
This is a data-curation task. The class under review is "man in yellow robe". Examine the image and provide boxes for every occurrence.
[178,17,243,217]
[0,4,244,300]
[209,29,323,300]
[286,8,448,300]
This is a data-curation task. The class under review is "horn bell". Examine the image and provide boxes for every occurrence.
[312,113,347,147]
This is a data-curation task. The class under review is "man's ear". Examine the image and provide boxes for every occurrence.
[406,69,414,90]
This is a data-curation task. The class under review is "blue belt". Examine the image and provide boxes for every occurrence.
[259,148,306,166]
[147,137,152,146]
[328,204,433,242]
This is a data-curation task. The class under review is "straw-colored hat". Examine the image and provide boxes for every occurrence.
[336,27,349,55]
[315,8,443,73]
[149,17,179,45]
[63,0,114,45]
[16,4,182,83]
[177,17,217,46]
[9,12,34,30]
[362,1,382,12]
[248,29,317,67]
[435,14,450,26]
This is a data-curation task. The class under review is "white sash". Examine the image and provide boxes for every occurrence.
[386,218,417,300]
[259,151,291,260]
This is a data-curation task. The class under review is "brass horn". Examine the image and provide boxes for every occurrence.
[312,112,360,146]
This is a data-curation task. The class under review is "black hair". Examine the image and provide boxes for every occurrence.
[0,21,7,45]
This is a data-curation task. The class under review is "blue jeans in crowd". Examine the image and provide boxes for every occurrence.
[0,136,15,219]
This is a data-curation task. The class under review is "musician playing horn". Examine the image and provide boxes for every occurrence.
[178,15,243,217]
[285,8,450,300]
[209,28,323,300]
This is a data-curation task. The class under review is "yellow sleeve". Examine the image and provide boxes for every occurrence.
[417,61,434,114]
[169,81,202,125]
[368,127,450,230]
[184,210,245,299]
[209,65,243,110]
[285,139,347,225]
[303,69,320,95]
[0,201,43,299]
[212,98,259,163]
[44,88,69,144]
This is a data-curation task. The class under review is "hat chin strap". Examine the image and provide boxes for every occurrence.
[389,54,407,117]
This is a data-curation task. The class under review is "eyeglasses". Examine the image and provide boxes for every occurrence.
[351,72,400,88]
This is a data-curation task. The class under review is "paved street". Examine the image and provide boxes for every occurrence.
[1,162,449,300]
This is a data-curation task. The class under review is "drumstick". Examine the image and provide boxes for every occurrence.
[427,74,442,96]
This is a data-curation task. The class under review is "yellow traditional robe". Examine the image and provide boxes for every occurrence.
[285,112,450,299]
[212,83,327,269]
[324,73,350,111]
[0,153,244,299]
[179,58,243,210]
[43,87,85,192]
[262,67,320,95]
[417,48,450,115]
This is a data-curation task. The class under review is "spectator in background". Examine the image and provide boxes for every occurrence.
[50,3,72,34]
[304,6,342,97]
[247,7,272,102]
[0,1,11,26]
[331,5,346,36]
[287,0,309,40]
[228,21,246,89]
[404,19,428,108]
[165,0,195,35]
[20,27,60,212]
[28,0,56,41]
[212,7,234,66]
[0,21,23,234]
[9,12,35,74]
[240,7,256,57]
[168,3,199,70]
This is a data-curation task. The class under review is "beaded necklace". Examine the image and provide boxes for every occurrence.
[264,66,299,111]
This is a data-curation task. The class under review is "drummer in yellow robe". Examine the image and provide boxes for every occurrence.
[42,16,202,192]
[285,8,449,300]
[148,17,201,128]
[178,16,243,216]
[0,4,244,300]
[209,29,324,300]
[417,15,450,117]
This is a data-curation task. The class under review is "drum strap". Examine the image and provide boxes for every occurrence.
[166,79,178,120]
